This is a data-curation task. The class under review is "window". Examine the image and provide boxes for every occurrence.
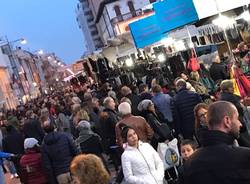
[91,30,98,36]
[149,0,156,3]
[114,5,122,17]
[84,10,93,16]
[127,1,136,17]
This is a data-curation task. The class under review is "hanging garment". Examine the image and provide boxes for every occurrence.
[88,58,98,73]
[199,36,206,45]
[168,55,186,78]
[204,35,211,45]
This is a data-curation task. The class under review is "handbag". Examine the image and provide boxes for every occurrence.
[187,49,200,71]
[157,138,180,170]
[155,120,172,142]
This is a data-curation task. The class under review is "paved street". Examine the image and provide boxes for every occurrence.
[5,173,20,184]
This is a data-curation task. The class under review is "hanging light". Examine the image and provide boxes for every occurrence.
[157,53,166,62]
[20,38,27,45]
[37,49,44,55]
[241,11,250,21]
[125,58,133,67]
[212,15,236,29]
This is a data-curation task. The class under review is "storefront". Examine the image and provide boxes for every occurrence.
[0,67,18,109]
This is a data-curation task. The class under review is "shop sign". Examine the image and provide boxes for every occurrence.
[72,63,84,73]
[129,15,164,48]
[153,0,199,33]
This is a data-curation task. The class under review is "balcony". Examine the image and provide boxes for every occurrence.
[111,9,143,25]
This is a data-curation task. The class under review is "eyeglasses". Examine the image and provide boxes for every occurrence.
[198,112,207,118]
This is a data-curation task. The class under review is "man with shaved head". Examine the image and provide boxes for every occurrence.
[182,101,250,184]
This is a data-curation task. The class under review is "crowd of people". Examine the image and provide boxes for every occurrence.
[0,49,250,184]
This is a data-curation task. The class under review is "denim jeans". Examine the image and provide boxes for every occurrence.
[0,165,6,184]
[4,160,17,174]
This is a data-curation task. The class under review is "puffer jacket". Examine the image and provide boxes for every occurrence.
[20,149,47,184]
[122,141,164,184]
[41,132,78,178]
[172,88,202,139]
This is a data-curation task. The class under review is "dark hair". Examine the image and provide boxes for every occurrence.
[119,123,135,143]
[181,139,198,150]
[207,101,235,129]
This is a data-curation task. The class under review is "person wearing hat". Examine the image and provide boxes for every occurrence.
[20,138,47,184]
[138,99,172,150]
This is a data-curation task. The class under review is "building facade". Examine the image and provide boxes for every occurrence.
[94,0,157,45]
[76,0,104,56]
[0,47,19,109]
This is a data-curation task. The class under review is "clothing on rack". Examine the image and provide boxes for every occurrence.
[168,55,186,78]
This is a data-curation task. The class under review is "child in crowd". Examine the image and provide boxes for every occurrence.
[180,139,198,162]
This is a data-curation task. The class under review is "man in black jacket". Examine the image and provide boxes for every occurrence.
[219,80,250,147]
[209,55,229,82]
[182,101,250,184]
[41,121,78,184]
[172,79,202,139]
[121,86,141,116]
[23,110,45,144]
[100,97,121,171]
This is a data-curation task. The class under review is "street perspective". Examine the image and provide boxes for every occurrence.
[1,0,250,184]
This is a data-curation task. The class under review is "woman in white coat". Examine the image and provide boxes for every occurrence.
[120,124,164,184]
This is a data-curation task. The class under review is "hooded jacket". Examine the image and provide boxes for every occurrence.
[41,132,78,178]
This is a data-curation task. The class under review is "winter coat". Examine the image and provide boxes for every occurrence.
[20,149,47,184]
[56,113,71,133]
[209,62,228,82]
[76,120,103,156]
[219,92,250,147]
[23,118,45,144]
[122,141,164,184]
[126,93,141,116]
[41,132,78,178]
[219,92,244,118]
[152,92,173,122]
[115,114,153,148]
[182,130,250,184]
[0,129,3,151]
[99,108,120,151]
[189,80,208,95]
[172,88,202,139]
[0,151,11,166]
[2,128,24,155]
[139,92,153,101]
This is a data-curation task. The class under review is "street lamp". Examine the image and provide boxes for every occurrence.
[20,39,27,45]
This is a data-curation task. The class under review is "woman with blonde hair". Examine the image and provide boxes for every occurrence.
[70,154,110,184]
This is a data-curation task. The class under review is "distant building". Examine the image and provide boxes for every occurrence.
[76,0,104,56]
[0,47,19,109]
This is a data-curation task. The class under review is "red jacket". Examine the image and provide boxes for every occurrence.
[20,149,48,184]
